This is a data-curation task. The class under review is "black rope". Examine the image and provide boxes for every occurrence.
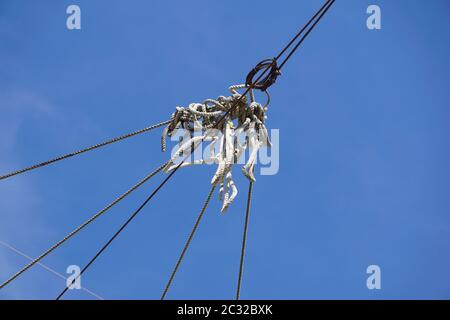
[236,182,253,300]
[56,160,184,300]
[278,0,336,70]
[160,185,216,300]
[245,0,336,91]
[276,0,334,61]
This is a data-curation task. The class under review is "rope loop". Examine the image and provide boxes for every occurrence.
[245,58,281,91]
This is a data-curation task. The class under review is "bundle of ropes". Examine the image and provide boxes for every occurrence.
[161,84,271,212]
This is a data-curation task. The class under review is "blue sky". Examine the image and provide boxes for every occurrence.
[1,0,450,299]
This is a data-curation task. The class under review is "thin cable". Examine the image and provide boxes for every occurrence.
[245,0,335,90]
[161,185,216,300]
[0,240,104,300]
[56,158,190,300]
[0,161,168,290]
[275,0,333,61]
[278,0,335,70]
[236,182,253,300]
[0,120,171,181]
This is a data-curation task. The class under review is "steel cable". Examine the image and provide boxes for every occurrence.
[160,185,216,300]
[0,120,170,181]
[0,161,168,289]
[236,182,253,300]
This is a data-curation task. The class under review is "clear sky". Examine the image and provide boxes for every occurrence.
[1,0,449,299]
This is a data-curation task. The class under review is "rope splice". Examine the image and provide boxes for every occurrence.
[245,58,281,91]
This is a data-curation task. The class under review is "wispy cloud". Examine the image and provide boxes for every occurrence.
[0,90,54,151]
[0,90,57,298]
